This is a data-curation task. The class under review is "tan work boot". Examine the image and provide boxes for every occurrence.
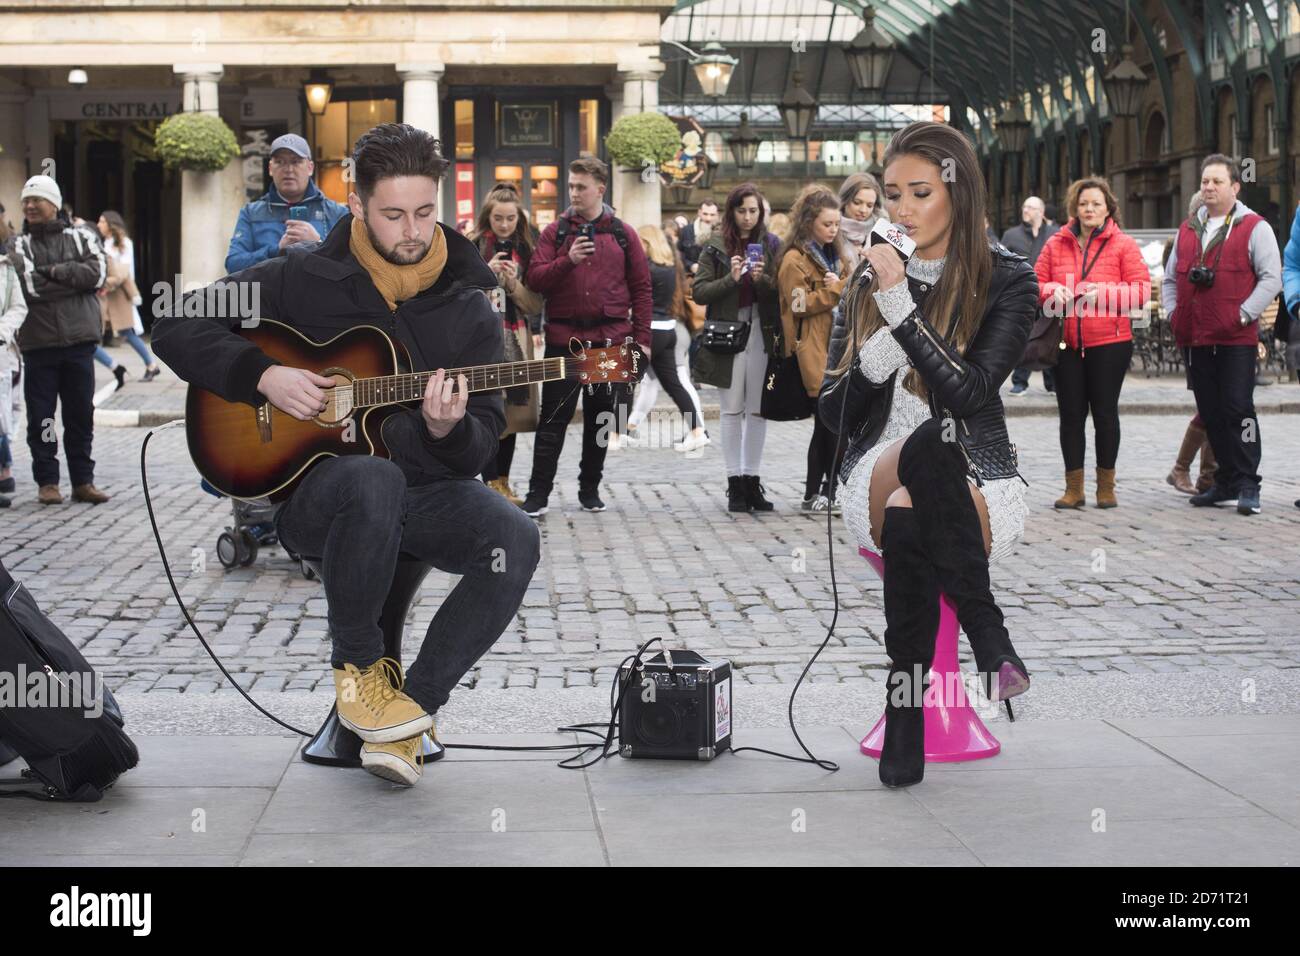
[37,484,63,505]
[72,483,110,504]
[1166,421,1204,495]
[1054,469,1086,509]
[361,733,425,786]
[486,477,523,506]
[333,658,432,744]
[1095,467,1118,509]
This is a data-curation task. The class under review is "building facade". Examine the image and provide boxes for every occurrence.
[0,0,673,290]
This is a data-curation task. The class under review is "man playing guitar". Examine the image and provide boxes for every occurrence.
[153,123,541,786]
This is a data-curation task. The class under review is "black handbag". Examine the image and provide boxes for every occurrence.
[701,317,750,354]
[761,319,813,421]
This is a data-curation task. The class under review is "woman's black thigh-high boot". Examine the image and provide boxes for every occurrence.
[896,418,1030,701]
[879,506,939,788]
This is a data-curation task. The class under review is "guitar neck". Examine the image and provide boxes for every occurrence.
[353,357,567,408]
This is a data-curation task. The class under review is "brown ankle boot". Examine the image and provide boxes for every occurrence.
[1167,421,1204,495]
[1195,439,1217,493]
[1095,467,1118,508]
[71,483,110,504]
[1054,469,1086,509]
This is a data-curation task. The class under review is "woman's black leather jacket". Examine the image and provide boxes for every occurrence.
[817,244,1038,485]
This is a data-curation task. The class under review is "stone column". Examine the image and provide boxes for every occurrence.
[611,58,665,229]
[173,65,228,285]
[174,63,223,115]
[397,63,445,138]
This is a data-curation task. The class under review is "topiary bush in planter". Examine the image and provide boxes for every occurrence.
[155,112,240,172]
[604,111,681,172]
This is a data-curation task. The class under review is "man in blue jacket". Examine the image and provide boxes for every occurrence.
[225,133,348,273]
[1281,200,1300,376]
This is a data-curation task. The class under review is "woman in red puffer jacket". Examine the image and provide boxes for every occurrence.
[1035,177,1150,511]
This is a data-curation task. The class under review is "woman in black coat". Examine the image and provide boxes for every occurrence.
[820,122,1037,788]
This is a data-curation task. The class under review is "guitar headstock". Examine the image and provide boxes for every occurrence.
[569,337,639,386]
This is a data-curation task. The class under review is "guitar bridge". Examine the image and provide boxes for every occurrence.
[255,402,273,443]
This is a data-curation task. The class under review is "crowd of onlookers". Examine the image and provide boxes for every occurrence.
[2,131,1298,517]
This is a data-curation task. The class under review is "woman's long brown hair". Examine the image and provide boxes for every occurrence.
[776,183,845,271]
[469,182,536,259]
[828,121,992,399]
[100,210,129,251]
[720,182,768,258]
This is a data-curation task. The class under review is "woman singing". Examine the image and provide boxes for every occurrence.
[820,122,1037,788]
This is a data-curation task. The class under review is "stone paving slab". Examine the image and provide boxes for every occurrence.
[6,336,1300,696]
[92,336,1300,420]
[3,718,1297,866]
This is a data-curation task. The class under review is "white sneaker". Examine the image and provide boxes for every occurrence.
[801,494,830,513]
[674,431,711,453]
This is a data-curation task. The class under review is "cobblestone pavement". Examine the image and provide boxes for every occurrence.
[3,350,1299,695]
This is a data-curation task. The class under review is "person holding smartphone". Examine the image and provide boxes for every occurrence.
[470,183,544,505]
[225,133,348,272]
[777,184,848,513]
[521,156,652,517]
[690,183,782,513]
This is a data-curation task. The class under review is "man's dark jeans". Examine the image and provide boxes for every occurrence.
[1011,365,1055,391]
[1187,344,1261,492]
[274,455,541,714]
[528,343,631,498]
[23,342,96,487]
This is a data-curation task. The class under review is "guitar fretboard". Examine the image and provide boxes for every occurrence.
[352,357,567,408]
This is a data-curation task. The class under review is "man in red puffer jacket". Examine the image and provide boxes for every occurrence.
[1035,177,1150,510]
[521,156,651,518]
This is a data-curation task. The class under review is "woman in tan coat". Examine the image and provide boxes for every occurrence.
[777,184,848,512]
[96,211,160,385]
[471,183,545,505]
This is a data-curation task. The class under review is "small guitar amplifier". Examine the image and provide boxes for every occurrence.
[619,650,732,760]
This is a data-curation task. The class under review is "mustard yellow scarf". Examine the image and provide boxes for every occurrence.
[349,215,448,311]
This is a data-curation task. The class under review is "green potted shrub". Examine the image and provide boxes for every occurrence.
[604,111,681,174]
[154,112,240,172]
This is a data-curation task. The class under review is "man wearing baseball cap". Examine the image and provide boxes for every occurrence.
[8,174,110,504]
[224,133,348,272]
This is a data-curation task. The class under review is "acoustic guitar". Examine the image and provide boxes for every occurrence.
[185,319,638,502]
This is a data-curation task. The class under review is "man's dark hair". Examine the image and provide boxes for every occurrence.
[568,156,609,187]
[1201,152,1241,184]
[698,199,718,212]
[352,123,450,202]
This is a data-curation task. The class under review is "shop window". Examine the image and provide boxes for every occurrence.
[530,165,559,228]
[494,165,524,189]
[455,100,475,160]
[578,99,600,156]
[313,97,397,203]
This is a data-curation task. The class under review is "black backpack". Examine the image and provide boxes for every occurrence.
[0,557,138,801]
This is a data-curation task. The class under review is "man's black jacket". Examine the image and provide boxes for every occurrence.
[998,220,1059,265]
[152,215,505,485]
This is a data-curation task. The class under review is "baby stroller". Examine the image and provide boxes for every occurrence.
[200,478,315,578]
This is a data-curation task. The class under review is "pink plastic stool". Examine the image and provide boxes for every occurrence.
[858,547,1000,763]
